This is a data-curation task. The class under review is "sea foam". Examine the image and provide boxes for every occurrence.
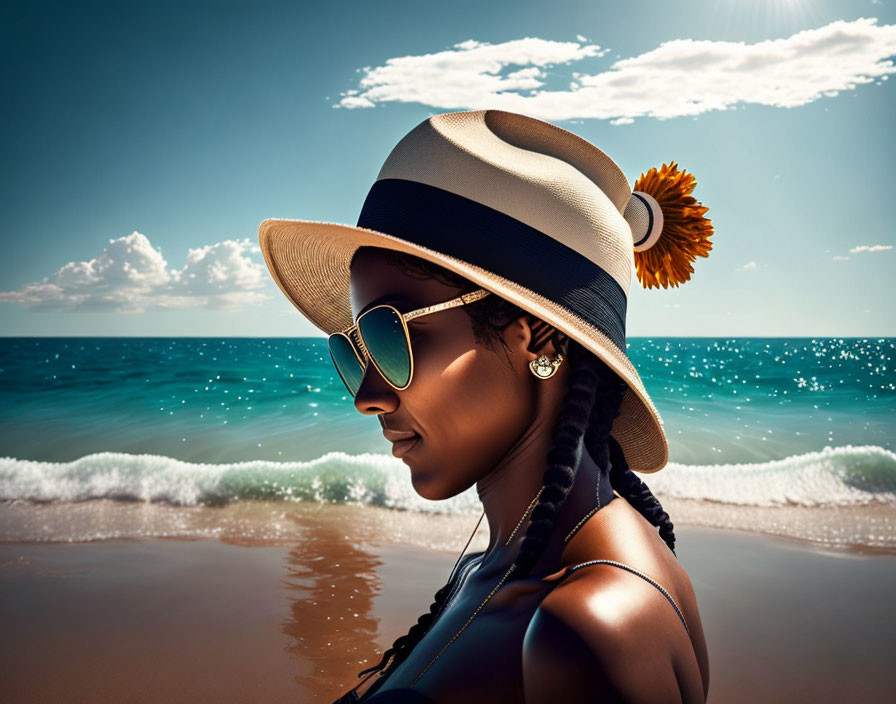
[2,445,894,511]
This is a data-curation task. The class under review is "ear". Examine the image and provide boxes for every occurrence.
[503,315,568,359]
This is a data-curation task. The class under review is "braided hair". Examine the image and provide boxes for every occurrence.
[341,247,676,698]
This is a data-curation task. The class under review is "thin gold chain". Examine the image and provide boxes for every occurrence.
[564,505,600,543]
[564,476,602,544]
[504,485,545,546]
[409,561,517,685]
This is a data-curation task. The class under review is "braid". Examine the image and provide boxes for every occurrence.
[607,434,677,554]
[581,359,678,555]
[510,340,600,578]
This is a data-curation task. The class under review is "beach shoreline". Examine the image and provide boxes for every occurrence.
[2,496,895,555]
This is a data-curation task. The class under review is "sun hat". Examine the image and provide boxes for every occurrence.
[258,109,713,473]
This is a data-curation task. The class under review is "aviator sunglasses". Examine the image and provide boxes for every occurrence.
[327,288,491,396]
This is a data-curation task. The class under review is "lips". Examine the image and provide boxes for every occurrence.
[382,428,421,459]
[382,428,418,443]
[390,434,421,458]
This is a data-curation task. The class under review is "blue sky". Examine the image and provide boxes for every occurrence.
[1,0,894,337]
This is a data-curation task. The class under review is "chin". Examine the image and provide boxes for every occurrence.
[410,472,464,503]
[410,476,444,502]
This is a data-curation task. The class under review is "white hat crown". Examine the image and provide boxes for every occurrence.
[374,110,636,295]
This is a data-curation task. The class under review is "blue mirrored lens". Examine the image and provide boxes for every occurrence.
[327,333,365,396]
[357,306,411,389]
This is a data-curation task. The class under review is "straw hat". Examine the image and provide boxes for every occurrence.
[258,109,713,473]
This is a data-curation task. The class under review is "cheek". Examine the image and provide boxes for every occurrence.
[411,344,534,489]
[448,350,530,425]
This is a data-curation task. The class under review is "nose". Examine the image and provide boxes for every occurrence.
[353,358,399,416]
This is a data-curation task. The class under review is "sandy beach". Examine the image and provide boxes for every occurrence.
[2,501,895,703]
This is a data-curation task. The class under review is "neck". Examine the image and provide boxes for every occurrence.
[475,407,554,554]
[475,418,612,571]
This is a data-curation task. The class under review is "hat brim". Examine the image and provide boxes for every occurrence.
[259,217,669,473]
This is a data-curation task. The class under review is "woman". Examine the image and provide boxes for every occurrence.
[258,109,713,702]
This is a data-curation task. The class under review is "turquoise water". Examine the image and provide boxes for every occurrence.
[1,337,894,514]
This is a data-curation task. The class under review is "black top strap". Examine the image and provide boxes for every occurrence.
[563,560,690,634]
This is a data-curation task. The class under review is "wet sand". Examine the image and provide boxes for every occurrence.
[1,503,895,703]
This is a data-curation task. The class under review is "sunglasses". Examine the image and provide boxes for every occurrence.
[327,288,491,396]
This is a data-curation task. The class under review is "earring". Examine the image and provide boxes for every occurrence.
[529,353,564,379]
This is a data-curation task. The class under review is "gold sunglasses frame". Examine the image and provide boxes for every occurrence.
[328,288,491,394]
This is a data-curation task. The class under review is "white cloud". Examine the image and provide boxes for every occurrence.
[0,231,272,313]
[175,239,269,297]
[739,261,758,271]
[833,255,850,260]
[849,244,893,253]
[334,18,896,123]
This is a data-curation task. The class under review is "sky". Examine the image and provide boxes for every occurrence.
[1,0,894,337]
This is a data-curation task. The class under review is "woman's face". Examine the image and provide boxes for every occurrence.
[348,249,539,501]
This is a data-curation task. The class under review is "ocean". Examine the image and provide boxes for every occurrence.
[1,336,894,548]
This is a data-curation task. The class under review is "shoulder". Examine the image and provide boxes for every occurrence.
[522,563,686,702]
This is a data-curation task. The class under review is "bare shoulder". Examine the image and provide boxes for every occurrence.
[522,561,706,703]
